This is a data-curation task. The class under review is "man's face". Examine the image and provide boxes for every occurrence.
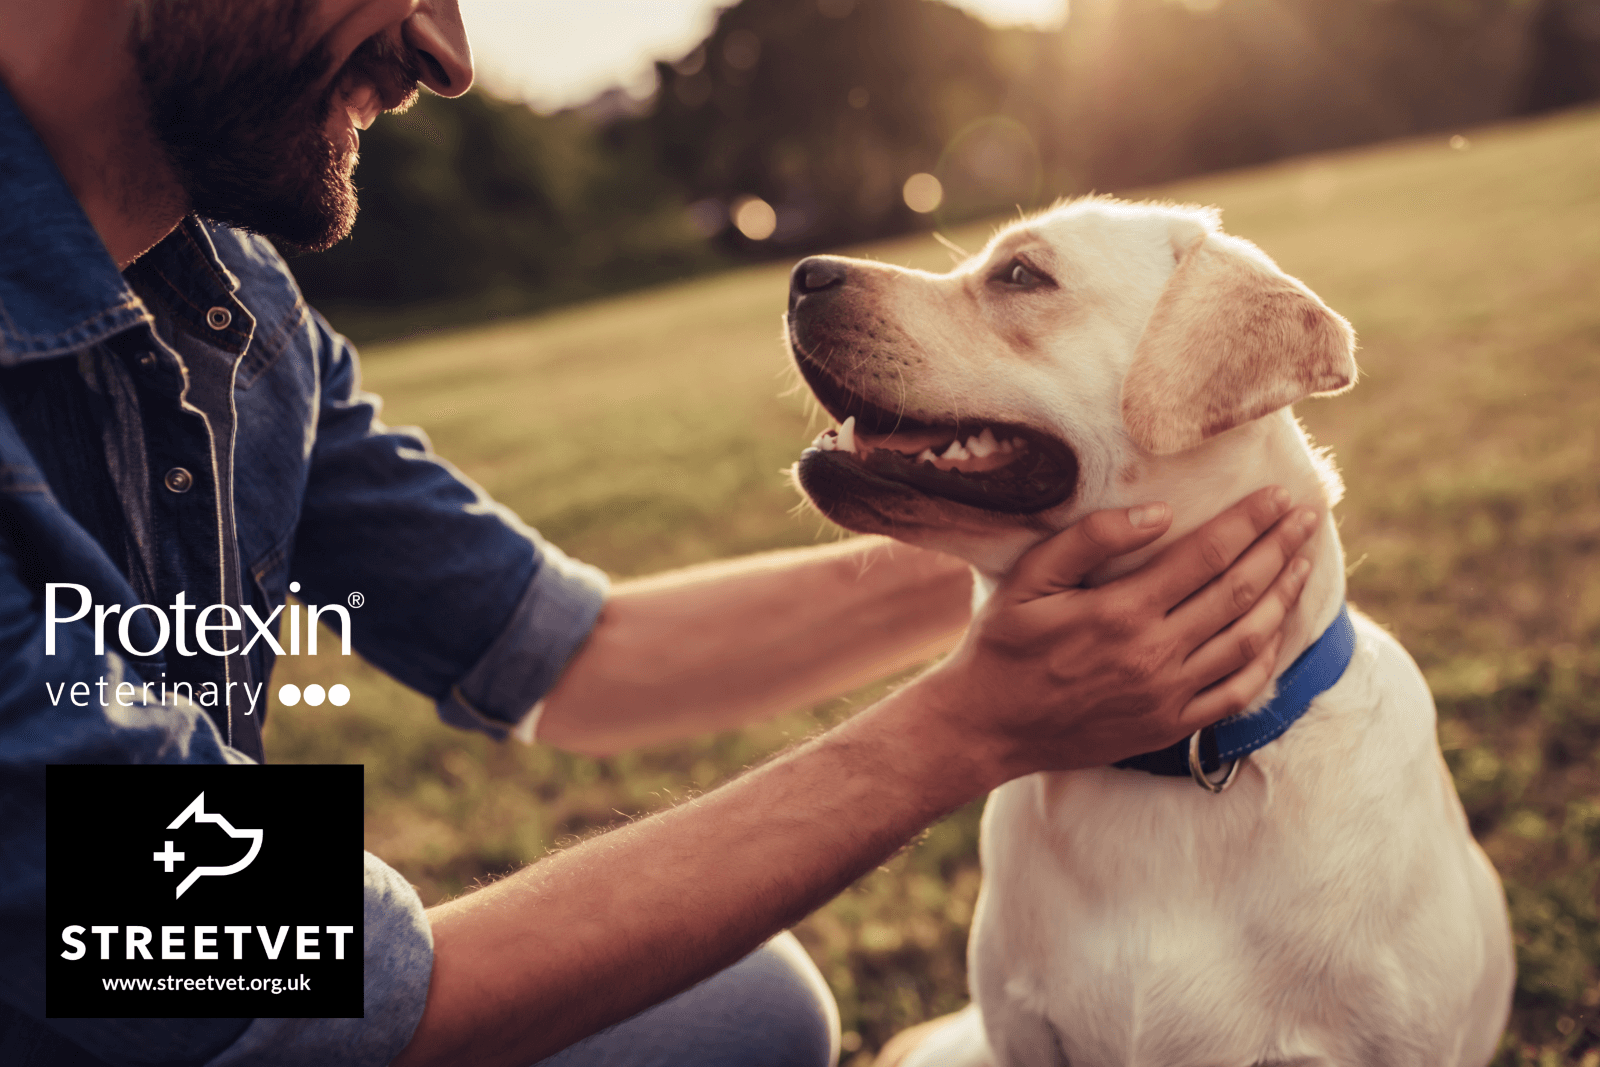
[132,0,470,253]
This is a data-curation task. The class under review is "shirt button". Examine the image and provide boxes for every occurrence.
[164,467,194,493]
[206,306,233,330]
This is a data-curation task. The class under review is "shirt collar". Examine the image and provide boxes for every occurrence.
[0,79,247,368]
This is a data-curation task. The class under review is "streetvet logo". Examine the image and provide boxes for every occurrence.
[46,765,362,1018]
[159,793,264,899]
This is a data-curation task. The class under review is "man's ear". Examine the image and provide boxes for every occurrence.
[1120,225,1357,456]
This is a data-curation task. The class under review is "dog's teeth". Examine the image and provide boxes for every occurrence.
[1009,437,1027,452]
[968,429,998,458]
[812,430,833,450]
[837,416,856,453]
[918,448,937,464]
[941,440,970,461]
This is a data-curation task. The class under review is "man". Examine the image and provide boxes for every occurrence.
[0,2,1318,1065]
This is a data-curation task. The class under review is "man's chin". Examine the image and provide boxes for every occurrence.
[190,149,358,254]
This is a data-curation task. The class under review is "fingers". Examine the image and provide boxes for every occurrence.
[1177,632,1285,732]
[1181,554,1311,685]
[1002,503,1172,602]
[1129,486,1295,612]
[1168,505,1319,646]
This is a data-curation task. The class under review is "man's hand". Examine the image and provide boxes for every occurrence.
[916,486,1317,785]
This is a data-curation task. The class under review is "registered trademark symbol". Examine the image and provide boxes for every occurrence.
[347,592,364,609]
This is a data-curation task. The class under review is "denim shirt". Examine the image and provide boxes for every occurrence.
[0,83,608,1065]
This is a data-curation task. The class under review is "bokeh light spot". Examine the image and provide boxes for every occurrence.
[903,173,944,214]
[733,196,778,240]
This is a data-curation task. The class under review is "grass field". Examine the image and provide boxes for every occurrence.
[266,106,1600,1062]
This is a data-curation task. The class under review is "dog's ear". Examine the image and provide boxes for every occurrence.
[1120,219,1356,456]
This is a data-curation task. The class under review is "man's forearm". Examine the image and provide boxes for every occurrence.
[393,677,990,1067]
[536,537,972,755]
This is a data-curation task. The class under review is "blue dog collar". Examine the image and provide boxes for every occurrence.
[1114,602,1356,789]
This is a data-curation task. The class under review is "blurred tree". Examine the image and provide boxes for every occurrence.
[1028,0,1540,190]
[641,0,1011,249]
[1522,0,1600,111]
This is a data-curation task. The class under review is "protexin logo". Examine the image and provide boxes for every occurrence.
[46,765,363,1018]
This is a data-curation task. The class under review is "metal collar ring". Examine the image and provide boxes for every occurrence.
[1189,729,1242,793]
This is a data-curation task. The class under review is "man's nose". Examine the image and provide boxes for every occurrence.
[405,1,474,97]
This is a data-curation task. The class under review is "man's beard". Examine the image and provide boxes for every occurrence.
[132,0,420,253]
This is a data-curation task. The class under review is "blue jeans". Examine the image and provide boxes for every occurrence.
[536,933,840,1067]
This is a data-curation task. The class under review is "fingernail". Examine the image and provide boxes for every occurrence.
[1296,509,1318,533]
[1270,487,1290,513]
[1291,557,1311,579]
[1129,503,1169,527]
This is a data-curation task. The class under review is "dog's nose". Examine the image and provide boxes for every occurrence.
[789,256,849,311]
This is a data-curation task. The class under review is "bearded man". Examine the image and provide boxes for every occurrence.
[0,3,1317,1065]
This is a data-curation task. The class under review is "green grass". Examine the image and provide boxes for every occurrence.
[268,106,1600,1062]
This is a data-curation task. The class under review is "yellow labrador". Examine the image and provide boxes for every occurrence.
[784,198,1514,1067]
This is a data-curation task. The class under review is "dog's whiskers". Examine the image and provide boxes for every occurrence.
[933,230,970,263]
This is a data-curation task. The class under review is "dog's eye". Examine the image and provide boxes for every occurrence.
[997,259,1047,289]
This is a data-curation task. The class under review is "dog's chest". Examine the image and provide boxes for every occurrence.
[968,627,1480,1064]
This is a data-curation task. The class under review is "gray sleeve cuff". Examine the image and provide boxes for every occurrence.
[203,853,434,1067]
[436,541,609,740]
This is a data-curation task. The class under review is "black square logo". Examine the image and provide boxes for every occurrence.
[45,764,364,1018]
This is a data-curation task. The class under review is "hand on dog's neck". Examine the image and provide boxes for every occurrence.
[975,409,1347,699]
[1106,410,1348,690]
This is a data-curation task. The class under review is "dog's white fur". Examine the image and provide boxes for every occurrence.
[786,199,1514,1066]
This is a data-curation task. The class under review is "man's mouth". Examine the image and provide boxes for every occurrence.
[326,34,422,145]
[337,80,383,133]
[797,376,1079,514]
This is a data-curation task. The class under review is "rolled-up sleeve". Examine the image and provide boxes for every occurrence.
[203,853,433,1067]
[284,310,608,739]
[437,541,607,739]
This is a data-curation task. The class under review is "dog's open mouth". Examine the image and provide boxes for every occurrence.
[798,380,1079,514]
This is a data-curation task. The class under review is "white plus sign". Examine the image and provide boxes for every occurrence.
[153,841,185,874]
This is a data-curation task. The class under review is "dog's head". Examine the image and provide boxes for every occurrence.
[785,197,1356,575]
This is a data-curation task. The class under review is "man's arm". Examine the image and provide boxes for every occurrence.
[393,488,1318,1067]
[536,537,973,755]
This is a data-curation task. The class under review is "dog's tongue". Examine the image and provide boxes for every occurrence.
[857,428,949,452]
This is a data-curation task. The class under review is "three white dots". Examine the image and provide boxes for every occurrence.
[275,580,351,708]
[278,682,349,707]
